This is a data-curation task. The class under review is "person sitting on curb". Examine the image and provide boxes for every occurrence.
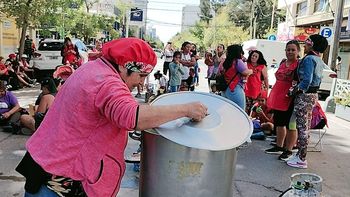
[0,81,21,133]
[20,78,58,135]
[250,94,274,135]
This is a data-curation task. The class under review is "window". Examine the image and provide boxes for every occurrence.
[296,1,307,17]
[38,42,64,51]
[345,0,350,6]
[314,0,329,13]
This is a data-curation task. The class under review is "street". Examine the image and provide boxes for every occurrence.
[0,58,350,197]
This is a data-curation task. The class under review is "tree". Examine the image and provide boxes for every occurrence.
[0,0,61,56]
[199,0,212,25]
[227,0,285,39]
[203,6,249,47]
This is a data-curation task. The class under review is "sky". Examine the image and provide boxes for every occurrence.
[146,0,201,43]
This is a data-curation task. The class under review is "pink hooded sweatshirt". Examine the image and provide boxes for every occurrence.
[26,58,138,197]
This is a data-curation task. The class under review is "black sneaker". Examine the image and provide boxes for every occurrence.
[278,150,293,161]
[265,146,285,154]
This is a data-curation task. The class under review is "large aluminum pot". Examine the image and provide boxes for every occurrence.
[139,92,252,197]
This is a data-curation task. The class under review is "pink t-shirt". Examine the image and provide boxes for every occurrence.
[26,58,138,197]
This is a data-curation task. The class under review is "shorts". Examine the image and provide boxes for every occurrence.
[273,105,296,130]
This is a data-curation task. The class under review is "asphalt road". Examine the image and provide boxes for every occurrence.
[1,59,350,197]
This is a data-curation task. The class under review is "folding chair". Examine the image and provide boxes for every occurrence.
[307,102,328,152]
[308,127,327,152]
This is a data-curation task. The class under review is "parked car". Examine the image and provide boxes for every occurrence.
[319,64,337,97]
[32,39,64,80]
[32,39,88,80]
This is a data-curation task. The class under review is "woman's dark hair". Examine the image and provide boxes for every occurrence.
[286,40,301,51]
[309,34,328,53]
[223,44,243,70]
[64,37,72,45]
[173,51,181,58]
[218,44,225,51]
[0,81,6,91]
[41,77,57,94]
[247,50,267,65]
[181,41,191,50]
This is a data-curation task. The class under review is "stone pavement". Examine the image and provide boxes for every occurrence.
[1,59,350,196]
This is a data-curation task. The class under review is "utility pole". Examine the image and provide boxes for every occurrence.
[330,0,344,73]
[249,0,255,39]
[270,0,276,31]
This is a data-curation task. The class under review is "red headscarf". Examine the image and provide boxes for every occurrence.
[102,38,157,73]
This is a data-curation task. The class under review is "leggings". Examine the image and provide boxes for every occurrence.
[294,93,317,160]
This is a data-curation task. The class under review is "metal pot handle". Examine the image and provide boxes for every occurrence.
[129,130,142,141]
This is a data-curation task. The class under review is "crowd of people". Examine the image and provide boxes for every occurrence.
[201,35,328,169]
[0,34,331,196]
[146,35,329,170]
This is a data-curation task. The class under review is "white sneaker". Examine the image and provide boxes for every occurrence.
[286,155,308,169]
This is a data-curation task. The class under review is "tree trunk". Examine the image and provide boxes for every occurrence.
[19,22,28,58]
[18,0,33,58]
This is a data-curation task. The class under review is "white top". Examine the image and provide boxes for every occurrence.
[181,53,192,80]
[164,49,174,62]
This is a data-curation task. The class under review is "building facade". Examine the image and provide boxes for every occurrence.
[181,5,201,32]
[277,0,350,79]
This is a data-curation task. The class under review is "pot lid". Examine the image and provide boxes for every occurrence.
[150,92,253,151]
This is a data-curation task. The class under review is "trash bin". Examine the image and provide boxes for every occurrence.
[139,92,253,197]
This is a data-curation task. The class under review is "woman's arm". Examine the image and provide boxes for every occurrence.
[180,57,196,67]
[2,103,20,118]
[136,102,207,131]
[262,66,269,89]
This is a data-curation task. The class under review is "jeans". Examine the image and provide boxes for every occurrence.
[224,85,245,110]
[170,85,179,92]
[25,185,58,197]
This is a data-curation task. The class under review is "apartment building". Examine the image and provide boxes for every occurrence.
[277,0,350,79]
[181,5,201,32]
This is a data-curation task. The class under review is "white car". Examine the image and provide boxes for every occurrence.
[32,39,88,80]
[32,39,64,71]
[319,64,337,96]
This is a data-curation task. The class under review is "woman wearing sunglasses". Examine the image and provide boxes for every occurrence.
[286,34,328,169]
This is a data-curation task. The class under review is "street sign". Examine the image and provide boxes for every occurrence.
[268,35,277,41]
[320,26,334,45]
[130,8,143,22]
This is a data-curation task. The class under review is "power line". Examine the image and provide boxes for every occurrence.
[148,1,197,6]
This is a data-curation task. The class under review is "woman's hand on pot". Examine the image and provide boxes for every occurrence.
[186,102,208,122]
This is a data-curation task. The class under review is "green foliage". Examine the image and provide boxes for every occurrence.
[169,31,201,51]
[199,0,212,24]
[335,93,350,107]
[203,7,249,47]
[227,0,285,39]
[171,6,249,51]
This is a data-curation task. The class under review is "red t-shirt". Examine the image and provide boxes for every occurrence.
[0,63,9,75]
[245,63,265,99]
[267,60,298,111]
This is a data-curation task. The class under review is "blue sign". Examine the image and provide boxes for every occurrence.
[268,35,277,41]
[321,28,332,38]
[130,8,143,22]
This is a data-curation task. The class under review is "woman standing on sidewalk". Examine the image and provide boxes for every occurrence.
[265,40,300,161]
[286,34,328,169]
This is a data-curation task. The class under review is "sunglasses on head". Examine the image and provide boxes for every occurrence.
[125,62,153,75]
